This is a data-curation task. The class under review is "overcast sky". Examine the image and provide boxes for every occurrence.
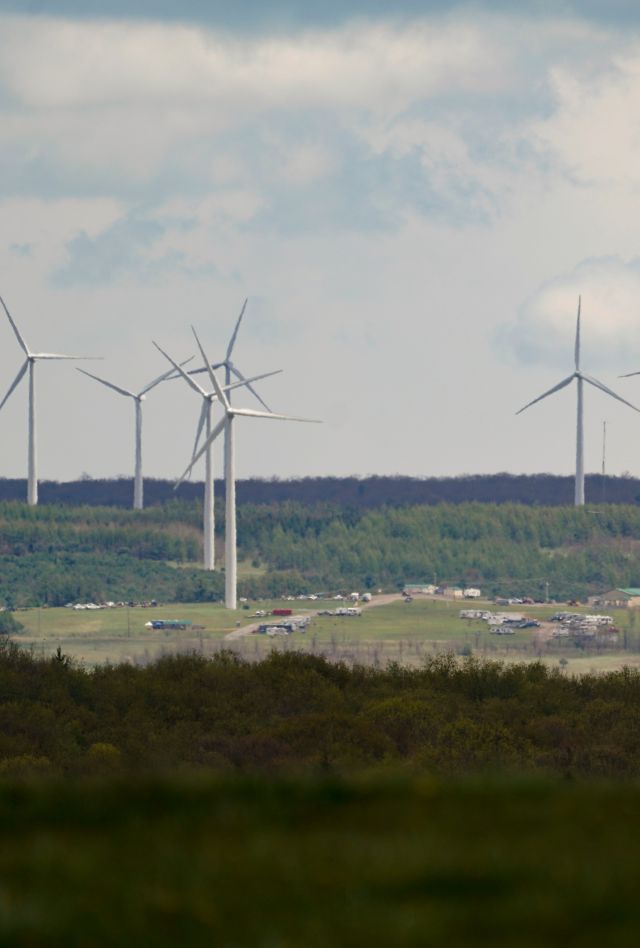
[2,0,640,485]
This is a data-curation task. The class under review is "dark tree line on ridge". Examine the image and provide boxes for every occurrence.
[0,473,638,509]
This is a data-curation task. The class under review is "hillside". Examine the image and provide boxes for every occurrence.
[3,499,640,605]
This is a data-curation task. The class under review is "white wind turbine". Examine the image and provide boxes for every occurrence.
[176,327,321,608]
[188,299,272,484]
[76,357,193,510]
[153,339,282,571]
[0,295,100,506]
[517,297,639,506]
[210,299,271,408]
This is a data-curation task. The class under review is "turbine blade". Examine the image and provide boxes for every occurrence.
[76,368,134,399]
[0,359,29,411]
[619,370,640,379]
[139,355,195,396]
[184,360,225,379]
[153,342,206,396]
[575,296,581,371]
[192,399,208,461]
[223,368,282,401]
[191,326,229,410]
[33,353,101,360]
[516,375,575,415]
[175,416,226,489]
[229,363,271,411]
[233,408,322,423]
[0,296,29,355]
[225,298,248,361]
[582,373,640,412]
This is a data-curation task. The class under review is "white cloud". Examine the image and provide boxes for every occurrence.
[532,43,640,187]
[0,16,507,111]
[0,13,522,203]
[503,256,640,370]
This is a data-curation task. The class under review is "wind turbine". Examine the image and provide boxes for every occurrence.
[0,295,100,506]
[153,339,282,570]
[516,297,639,506]
[176,328,321,608]
[76,357,194,510]
[197,299,270,407]
[188,299,271,477]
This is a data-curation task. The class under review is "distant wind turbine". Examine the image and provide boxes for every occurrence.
[176,327,321,608]
[77,357,194,510]
[188,299,271,477]
[190,299,270,408]
[0,295,101,506]
[154,339,282,570]
[517,297,639,506]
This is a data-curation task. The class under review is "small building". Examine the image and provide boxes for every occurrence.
[403,583,436,596]
[596,588,640,608]
[463,588,482,599]
[443,587,464,600]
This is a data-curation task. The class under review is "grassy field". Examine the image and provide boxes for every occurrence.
[2,775,640,946]
[12,595,640,670]
[14,600,314,665]
[310,598,551,641]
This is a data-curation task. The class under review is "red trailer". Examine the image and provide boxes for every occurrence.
[272,608,293,617]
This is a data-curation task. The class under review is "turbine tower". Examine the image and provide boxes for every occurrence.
[154,340,282,571]
[77,358,193,510]
[176,328,321,608]
[517,297,639,506]
[0,295,100,506]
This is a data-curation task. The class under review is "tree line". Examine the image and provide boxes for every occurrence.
[1,473,639,508]
[3,645,640,778]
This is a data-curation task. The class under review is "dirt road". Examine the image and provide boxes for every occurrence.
[224,593,404,641]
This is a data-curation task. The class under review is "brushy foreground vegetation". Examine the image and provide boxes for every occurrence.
[6,498,640,604]
[5,648,640,945]
[3,645,640,778]
[2,775,640,947]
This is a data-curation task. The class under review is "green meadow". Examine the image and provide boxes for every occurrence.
[12,596,638,669]
[14,600,312,665]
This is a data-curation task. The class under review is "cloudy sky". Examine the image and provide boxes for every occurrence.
[1,0,640,485]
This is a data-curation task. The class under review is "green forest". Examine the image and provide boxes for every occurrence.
[3,499,640,605]
[3,644,640,778]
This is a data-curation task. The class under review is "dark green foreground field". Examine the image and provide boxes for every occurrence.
[5,646,640,945]
[2,777,640,947]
